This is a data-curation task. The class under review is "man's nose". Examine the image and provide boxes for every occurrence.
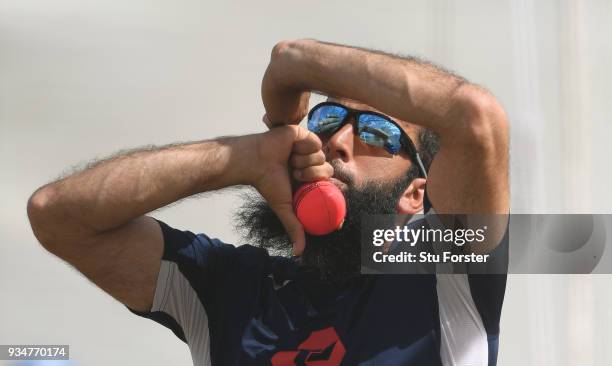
[324,122,354,163]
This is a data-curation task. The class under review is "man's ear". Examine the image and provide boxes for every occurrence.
[397,178,426,214]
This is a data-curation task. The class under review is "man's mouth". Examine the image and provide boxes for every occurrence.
[328,160,352,188]
[329,177,347,191]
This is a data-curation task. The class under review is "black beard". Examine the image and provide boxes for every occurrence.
[234,175,413,284]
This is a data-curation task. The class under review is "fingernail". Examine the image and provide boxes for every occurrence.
[291,244,301,256]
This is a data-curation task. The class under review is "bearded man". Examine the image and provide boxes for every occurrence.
[27,39,509,366]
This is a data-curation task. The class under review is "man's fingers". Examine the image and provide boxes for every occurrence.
[262,113,291,129]
[292,129,322,154]
[262,114,273,129]
[293,162,334,182]
[290,151,326,169]
[270,203,306,256]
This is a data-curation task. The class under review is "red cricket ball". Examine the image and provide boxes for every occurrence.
[292,180,347,236]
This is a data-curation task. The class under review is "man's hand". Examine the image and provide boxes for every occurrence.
[261,41,311,128]
[252,125,332,255]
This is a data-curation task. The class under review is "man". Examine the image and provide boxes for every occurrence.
[27,40,509,365]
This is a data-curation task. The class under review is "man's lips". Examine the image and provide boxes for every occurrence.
[329,177,347,190]
[327,160,351,188]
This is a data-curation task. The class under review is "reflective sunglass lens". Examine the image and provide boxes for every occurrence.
[308,105,347,134]
[357,114,402,154]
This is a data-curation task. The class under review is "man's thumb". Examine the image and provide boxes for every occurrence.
[272,203,306,256]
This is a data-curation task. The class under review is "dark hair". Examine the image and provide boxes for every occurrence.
[404,127,438,211]
[409,127,439,179]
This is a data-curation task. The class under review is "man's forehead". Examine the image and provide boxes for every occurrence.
[326,96,380,113]
[325,96,420,137]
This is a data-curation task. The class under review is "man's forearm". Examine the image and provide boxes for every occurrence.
[267,39,482,133]
[28,135,259,240]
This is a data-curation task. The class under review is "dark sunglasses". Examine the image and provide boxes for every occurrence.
[307,102,428,178]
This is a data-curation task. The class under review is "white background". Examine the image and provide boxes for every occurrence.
[1,0,611,365]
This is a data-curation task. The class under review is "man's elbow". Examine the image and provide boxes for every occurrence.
[452,84,509,152]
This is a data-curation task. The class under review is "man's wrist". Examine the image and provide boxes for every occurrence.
[269,39,314,89]
[268,39,357,98]
[219,134,263,188]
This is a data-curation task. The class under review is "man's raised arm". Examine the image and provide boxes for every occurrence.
[27,126,331,311]
[262,39,509,217]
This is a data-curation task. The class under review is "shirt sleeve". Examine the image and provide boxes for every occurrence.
[126,218,264,361]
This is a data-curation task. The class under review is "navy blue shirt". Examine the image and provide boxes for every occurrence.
[129,219,506,366]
